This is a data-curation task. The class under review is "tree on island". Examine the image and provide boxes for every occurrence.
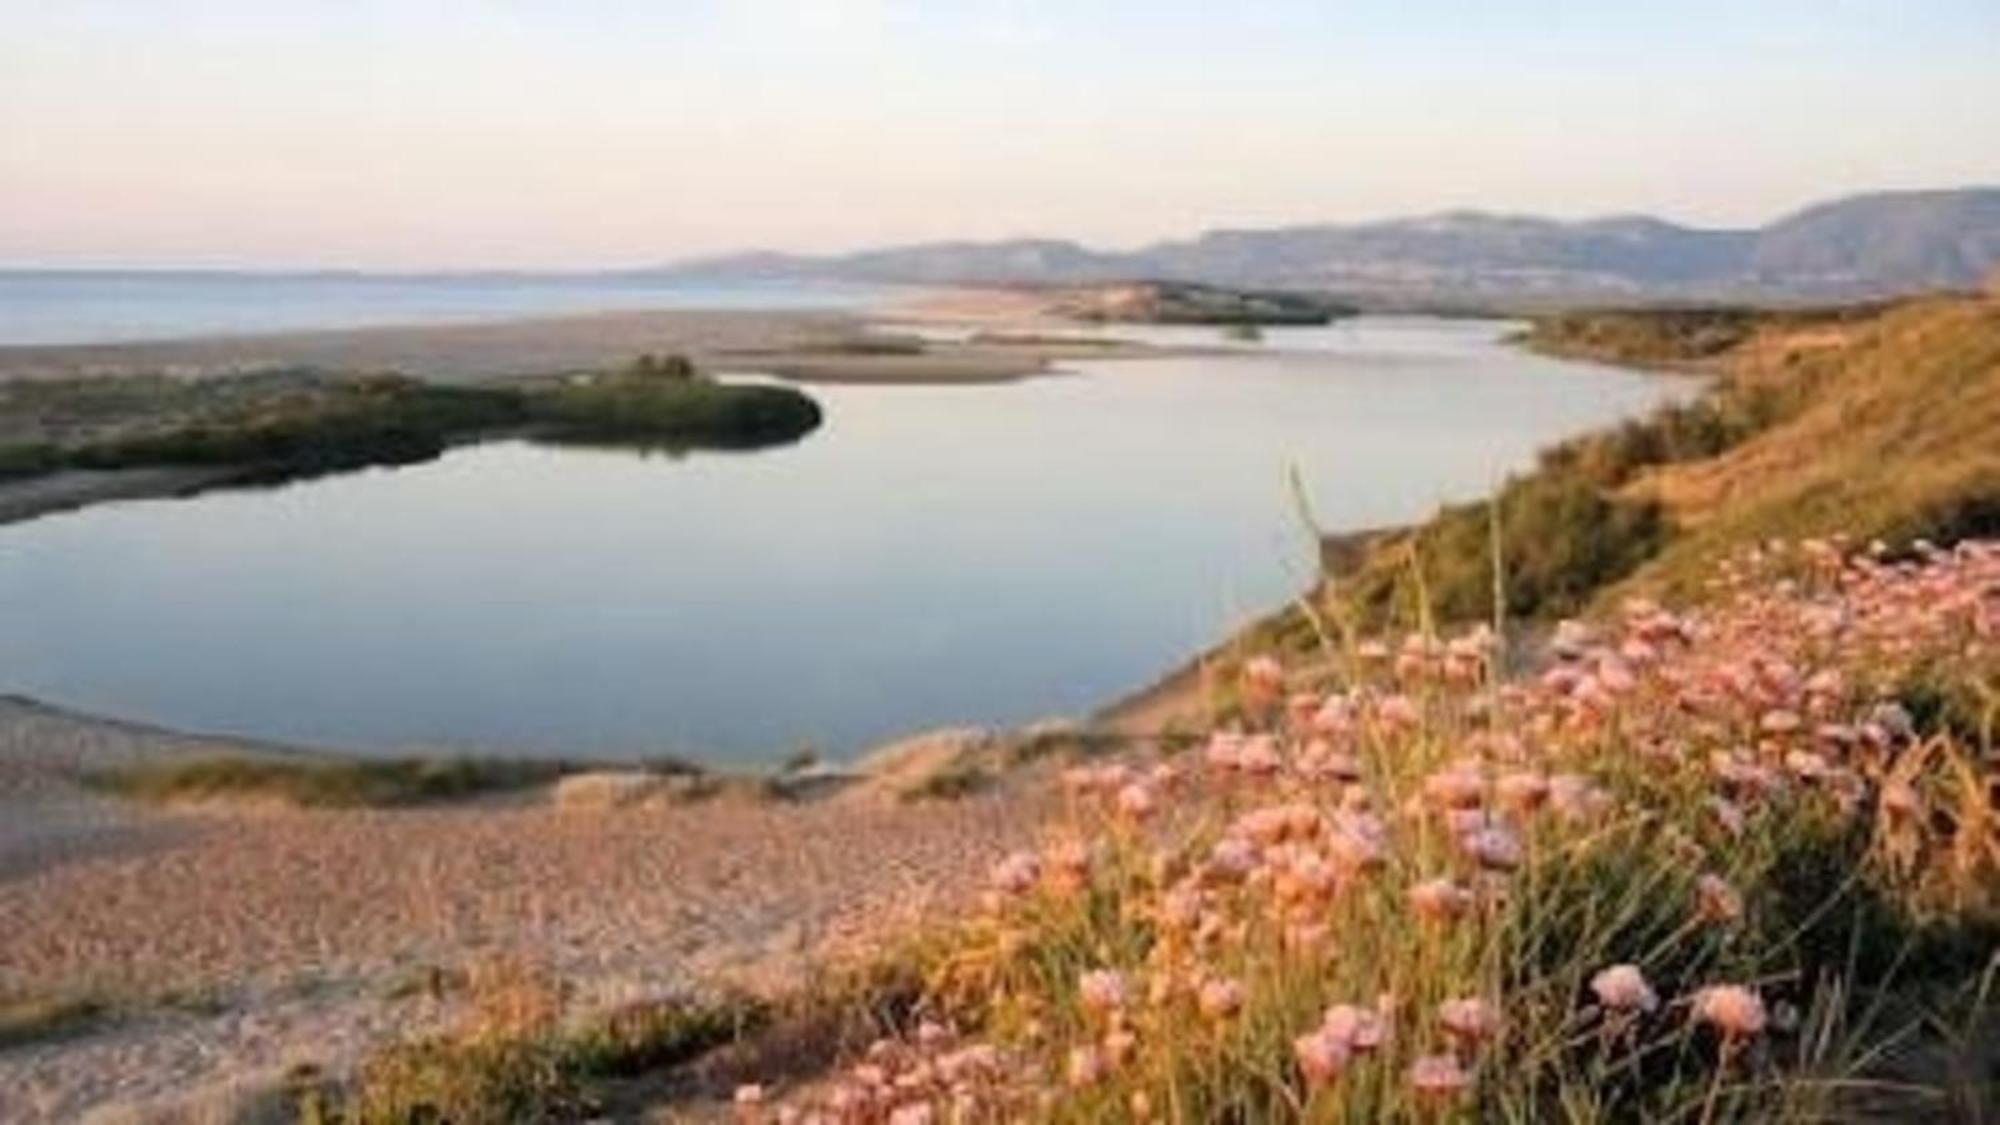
[629,353,697,380]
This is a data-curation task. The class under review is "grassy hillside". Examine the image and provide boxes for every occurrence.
[1279,292,2000,646]
[1624,295,2000,598]
[1515,303,1889,369]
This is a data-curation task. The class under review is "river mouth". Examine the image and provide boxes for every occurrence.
[0,317,1679,765]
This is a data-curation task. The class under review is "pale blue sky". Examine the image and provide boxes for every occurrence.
[3,1,1997,268]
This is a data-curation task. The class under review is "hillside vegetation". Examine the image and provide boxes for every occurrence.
[1289,292,2000,640]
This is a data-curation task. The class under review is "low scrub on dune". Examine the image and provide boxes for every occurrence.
[86,754,698,809]
[0,991,104,1050]
[1518,303,1889,370]
[726,539,1998,1122]
[0,357,823,488]
[301,959,769,1124]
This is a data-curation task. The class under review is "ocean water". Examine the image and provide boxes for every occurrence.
[0,317,1681,763]
[0,270,886,346]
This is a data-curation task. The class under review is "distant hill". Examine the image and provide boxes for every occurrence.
[654,188,2000,305]
[1747,189,2000,290]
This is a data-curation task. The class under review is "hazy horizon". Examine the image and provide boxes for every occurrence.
[5,1,1998,271]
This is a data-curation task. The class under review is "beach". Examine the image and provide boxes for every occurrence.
[0,697,1061,1122]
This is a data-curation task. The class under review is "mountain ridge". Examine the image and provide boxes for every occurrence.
[653,187,2000,304]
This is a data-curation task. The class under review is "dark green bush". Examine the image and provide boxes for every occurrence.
[89,756,586,808]
[530,376,821,449]
[0,366,823,487]
[1350,466,1670,626]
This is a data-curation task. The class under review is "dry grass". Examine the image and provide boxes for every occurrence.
[315,958,772,1124]
[1272,292,2000,653]
[87,755,568,809]
[1623,294,2000,600]
[84,755,704,810]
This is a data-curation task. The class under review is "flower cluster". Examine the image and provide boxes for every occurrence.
[743,540,1998,1121]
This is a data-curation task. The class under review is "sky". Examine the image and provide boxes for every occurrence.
[3,1,1998,269]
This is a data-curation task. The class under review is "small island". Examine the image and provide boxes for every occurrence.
[1048,280,1356,326]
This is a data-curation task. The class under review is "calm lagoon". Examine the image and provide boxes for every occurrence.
[0,318,1677,763]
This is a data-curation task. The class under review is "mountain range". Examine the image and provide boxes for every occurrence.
[658,187,2000,305]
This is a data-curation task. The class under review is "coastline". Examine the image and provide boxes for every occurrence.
[0,465,243,527]
[0,305,1657,739]
[0,299,1191,527]
[0,302,1716,1123]
[0,300,1170,388]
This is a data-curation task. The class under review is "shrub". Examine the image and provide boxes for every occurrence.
[1348,465,1670,628]
[89,755,600,808]
[529,375,822,449]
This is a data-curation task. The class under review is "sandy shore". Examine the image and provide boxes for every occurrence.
[0,299,1152,387]
[0,309,855,384]
[0,699,1057,1122]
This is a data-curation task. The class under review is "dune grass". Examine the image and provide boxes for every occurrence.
[0,992,105,1050]
[1517,302,1891,370]
[304,958,769,1124]
[85,754,702,810]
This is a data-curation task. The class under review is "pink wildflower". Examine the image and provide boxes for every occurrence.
[1204,730,1244,770]
[1066,1045,1106,1087]
[1376,694,1421,730]
[1408,1053,1473,1099]
[1424,764,1487,809]
[1695,874,1743,923]
[1408,877,1473,923]
[1321,1003,1388,1052]
[1078,969,1128,1016]
[1293,1028,1351,1086]
[1590,964,1660,1013]
[1115,782,1157,820]
[989,851,1040,896]
[1693,985,1767,1039]
[1438,997,1503,1045]
[1238,735,1283,775]
[1494,771,1551,813]
[1460,826,1523,871]
[1198,977,1245,1021]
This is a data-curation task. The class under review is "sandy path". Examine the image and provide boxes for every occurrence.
[0,309,855,383]
[0,702,1051,1122]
